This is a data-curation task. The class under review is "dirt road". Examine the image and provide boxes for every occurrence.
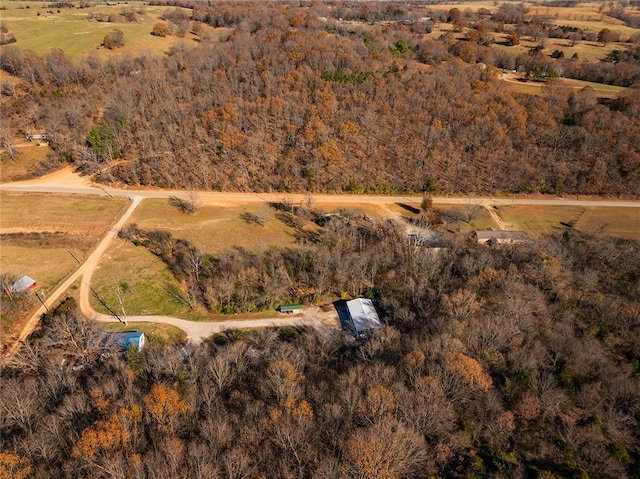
[3,166,639,208]
[3,167,639,352]
[6,195,142,355]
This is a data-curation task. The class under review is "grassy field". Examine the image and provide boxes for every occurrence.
[0,144,51,182]
[90,238,195,318]
[428,1,639,39]
[91,198,300,318]
[337,200,498,234]
[0,244,80,291]
[0,2,231,59]
[502,75,627,98]
[128,199,299,254]
[495,205,640,239]
[101,320,187,346]
[572,207,640,239]
[0,191,127,234]
[91,237,303,320]
[436,204,498,231]
[432,20,631,62]
[0,191,127,288]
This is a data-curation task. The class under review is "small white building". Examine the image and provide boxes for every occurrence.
[25,133,48,142]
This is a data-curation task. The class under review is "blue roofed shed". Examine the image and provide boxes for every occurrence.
[110,331,145,351]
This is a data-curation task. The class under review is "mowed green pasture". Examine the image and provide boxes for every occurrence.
[0,192,127,289]
[0,2,231,59]
[91,238,200,319]
[128,199,299,254]
[92,238,298,320]
[495,205,640,239]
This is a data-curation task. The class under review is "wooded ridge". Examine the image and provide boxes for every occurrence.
[1,1,639,196]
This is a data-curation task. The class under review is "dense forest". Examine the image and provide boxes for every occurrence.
[2,218,639,478]
[1,1,640,196]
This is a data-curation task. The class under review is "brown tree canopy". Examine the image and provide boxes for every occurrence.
[1,2,639,197]
[1,224,639,478]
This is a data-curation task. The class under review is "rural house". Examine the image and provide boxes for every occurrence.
[471,229,528,246]
[344,298,382,339]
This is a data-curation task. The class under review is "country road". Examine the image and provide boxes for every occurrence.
[3,166,640,208]
[2,167,639,353]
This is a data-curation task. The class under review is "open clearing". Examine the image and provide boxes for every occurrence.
[0,144,52,183]
[89,238,191,318]
[0,191,127,235]
[128,199,299,254]
[432,22,629,63]
[0,192,127,288]
[502,74,627,98]
[101,321,187,346]
[428,2,639,38]
[91,237,301,321]
[380,201,499,231]
[0,2,232,59]
[495,205,640,238]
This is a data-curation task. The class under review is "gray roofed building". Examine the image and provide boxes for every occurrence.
[345,298,381,339]
[471,229,528,245]
[10,276,37,294]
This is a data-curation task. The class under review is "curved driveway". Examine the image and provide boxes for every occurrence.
[3,167,639,353]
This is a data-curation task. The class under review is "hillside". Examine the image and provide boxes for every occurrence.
[1,1,639,196]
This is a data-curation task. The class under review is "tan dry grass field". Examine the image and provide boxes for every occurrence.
[502,74,627,98]
[127,199,299,254]
[495,205,640,239]
[101,320,187,346]
[0,191,127,290]
[0,144,52,182]
[428,1,639,34]
[429,22,631,64]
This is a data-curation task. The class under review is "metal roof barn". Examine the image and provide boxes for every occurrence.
[10,276,37,294]
[346,298,381,338]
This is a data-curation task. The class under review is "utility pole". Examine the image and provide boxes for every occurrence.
[35,290,49,312]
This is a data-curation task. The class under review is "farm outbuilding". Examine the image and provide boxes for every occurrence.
[10,276,37,294]
[344,298,382,339]
[25,133,49,142]
[471,229,528,246]
[109,332,145,351]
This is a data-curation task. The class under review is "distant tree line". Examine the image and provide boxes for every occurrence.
[0,1,639,197]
